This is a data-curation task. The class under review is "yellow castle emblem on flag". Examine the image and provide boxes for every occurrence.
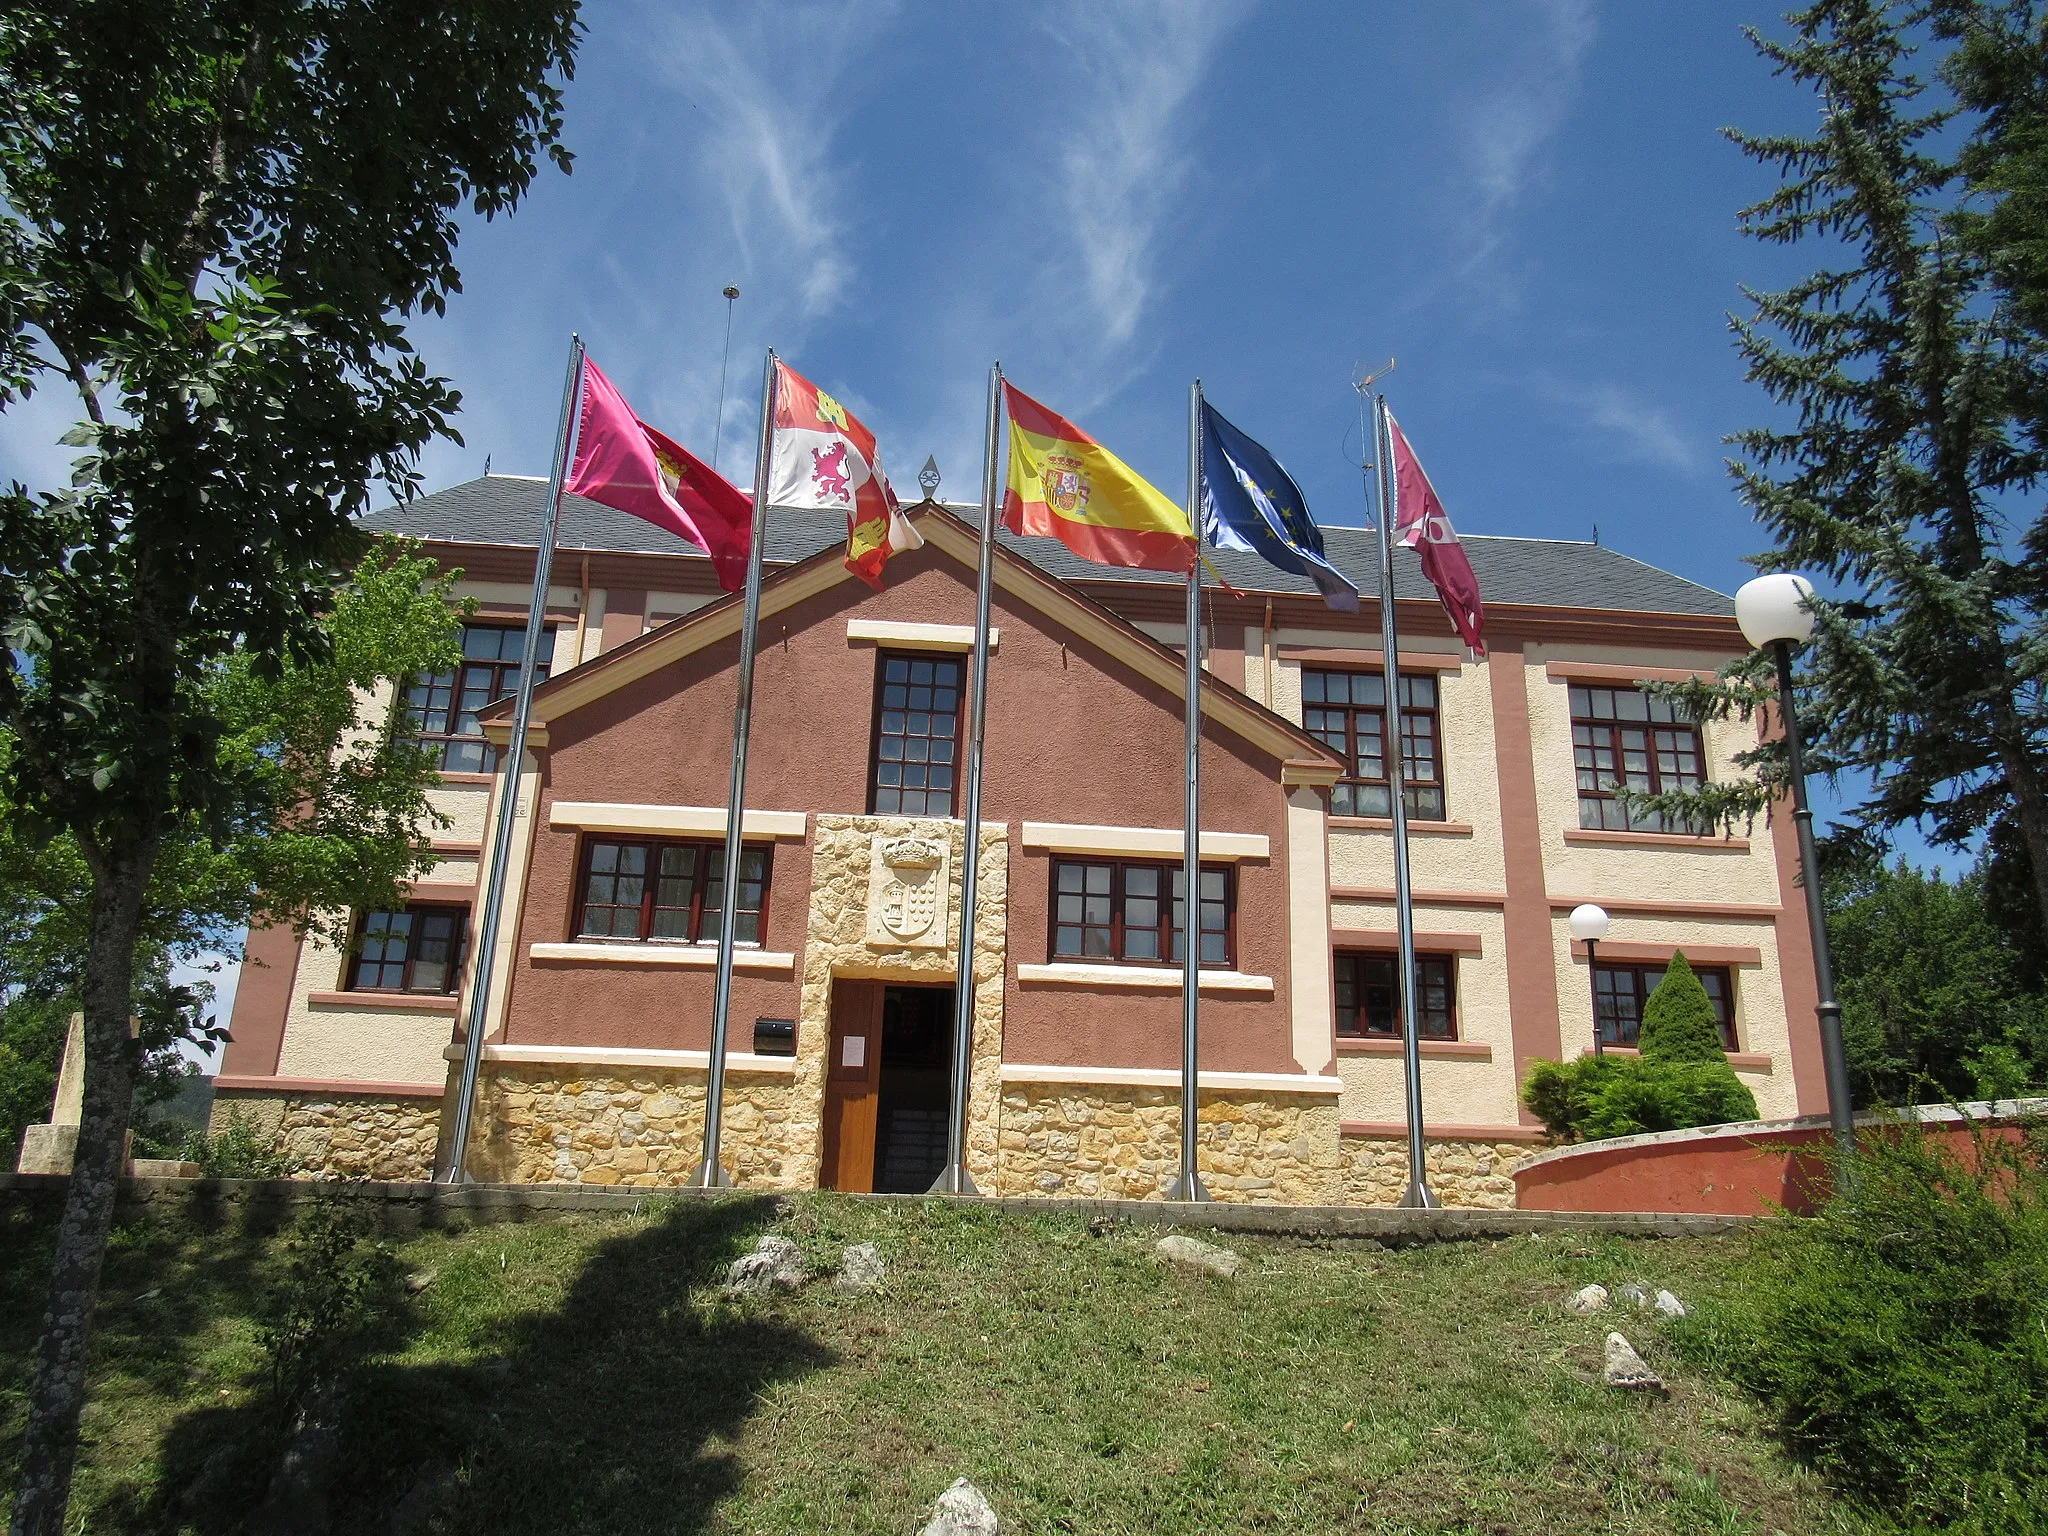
[815,389,850,432]
[1042,450,1091,515]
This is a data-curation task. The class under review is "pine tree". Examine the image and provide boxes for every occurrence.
[1639,953,1730,1065]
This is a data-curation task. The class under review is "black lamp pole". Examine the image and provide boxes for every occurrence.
[1587,937,1603,1056]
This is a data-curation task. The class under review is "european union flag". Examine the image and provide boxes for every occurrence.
[1199,399,1360,612]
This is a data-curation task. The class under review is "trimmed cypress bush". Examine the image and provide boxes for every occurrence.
[1638,952,1728,1064]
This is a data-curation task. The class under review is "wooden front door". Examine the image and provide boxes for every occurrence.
[821,978,884,1191]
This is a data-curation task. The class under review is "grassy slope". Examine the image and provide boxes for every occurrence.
[0,1195,1874,1535]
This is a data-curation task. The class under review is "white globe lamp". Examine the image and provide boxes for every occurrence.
[1568,904,1612,1055]
[1736,572,1816,649]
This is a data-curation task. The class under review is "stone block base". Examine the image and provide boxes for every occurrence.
[1337,1134,1526,1209]
[15,1123,78,1175]
[471,1064,817,1189]
[210,1090,442,1181]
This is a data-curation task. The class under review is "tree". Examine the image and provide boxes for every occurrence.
[1624,0,2048,947]
[1825,851,2048,1102]
[0,539,468,1164]
[0,8,579,1531]
[1638,952,1730,1065]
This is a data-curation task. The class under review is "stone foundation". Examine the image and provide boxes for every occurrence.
[988,1085,1346,1203]
[1338,1134,1526,1209]
[468,1065,815,1189]
[210,1091,442,1182]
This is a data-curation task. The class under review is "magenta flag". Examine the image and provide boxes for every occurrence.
[564,357,752,592]
[1386,409,1486,656]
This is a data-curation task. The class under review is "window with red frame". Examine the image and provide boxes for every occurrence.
[404,624,554,774]
[1050,859,1233,967]
[573,837,770,945]
[1333,951,1457,1039]
[1301,669,1446,820]
[1570,683,1708,833]
[1593,961,1737,1050]
[346,906,466,995]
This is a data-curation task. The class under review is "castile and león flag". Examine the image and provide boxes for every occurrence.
[443,331,1486,1204]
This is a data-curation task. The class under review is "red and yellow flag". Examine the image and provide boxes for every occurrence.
[768,360,920,591]
[1000,382,1194,572]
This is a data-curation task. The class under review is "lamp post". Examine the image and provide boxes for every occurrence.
[1736,573,1855,1156]
[1568,903,1611,1055]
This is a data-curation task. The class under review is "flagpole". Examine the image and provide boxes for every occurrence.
[444,332,585,1184]
[1170,380,1211,1203]
[931,361,1003,1196]
[693,348,779,1189]
[1369,391,1439,1210]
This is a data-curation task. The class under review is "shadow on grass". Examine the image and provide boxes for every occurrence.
[145,1196,834,1535]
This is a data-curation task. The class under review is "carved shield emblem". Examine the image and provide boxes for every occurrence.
[879,837,944,941]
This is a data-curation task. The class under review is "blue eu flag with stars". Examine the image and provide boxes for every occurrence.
[1199,399,1360,612]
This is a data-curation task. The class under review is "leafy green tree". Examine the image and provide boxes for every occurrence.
[1827,853,2048,1103]
[1621,0,2048,948]
[1639,952,1730,1065]
[0,8,579,1531]
[0,540,468,1164]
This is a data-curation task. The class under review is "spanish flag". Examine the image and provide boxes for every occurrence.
[1001,382,1195,572]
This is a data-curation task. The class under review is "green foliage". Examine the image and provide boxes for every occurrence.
[1522,1052,1759,1142]
[1828,852,2048,1105]
[1675,1118,2048,1531]
[1638,952,1728,1065]
[259,1201,401,1425]
[134,1107,289,1179]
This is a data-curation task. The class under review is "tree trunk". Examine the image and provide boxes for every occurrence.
[1995,733,2048,955]
[7,835,156,1536]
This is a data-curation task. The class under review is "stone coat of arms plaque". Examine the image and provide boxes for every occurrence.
[864,833,951,950]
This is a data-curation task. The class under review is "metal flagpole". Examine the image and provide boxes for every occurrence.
[1170,380,1211,1202]
[693,349,780,1189]
[444,332,585,1183]
[1369,390,1439,1210]
[931,361,1003,1196]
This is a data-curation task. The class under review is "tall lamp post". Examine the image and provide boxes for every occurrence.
[1569,903,1611,1055]
[1735,573,1855,1155]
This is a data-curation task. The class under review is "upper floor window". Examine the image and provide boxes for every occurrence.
[574,837,770,946]
[1302,669,1445,820]
[870,652,963,816]
[1594,961,1737,1051]
[1570,684,1706,833]
[1333,951,1457,1040]
[406,624,553,775]
[347,905,466,995]
[1051,859,1233,967]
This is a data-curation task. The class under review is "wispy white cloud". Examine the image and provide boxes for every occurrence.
[1544,376,1703,473]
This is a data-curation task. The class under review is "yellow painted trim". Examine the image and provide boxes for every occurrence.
[528,942,797,973]
[846,619,998,652]
[1000,1063,1343,1096]
[1019,822,1269,860]
[443,1042,798,1074]
[1014,963,1274,995]
[548,803,807,839]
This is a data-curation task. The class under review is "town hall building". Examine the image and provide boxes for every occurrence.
[212,474,1826,1207]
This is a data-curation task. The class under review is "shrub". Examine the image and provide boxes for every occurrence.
[1522,1053,1757,1142]
[1638,952,1727,1064]
[261,1199,403,1425]
[1675,1119,2048,1530]
[187,1108,288,1179]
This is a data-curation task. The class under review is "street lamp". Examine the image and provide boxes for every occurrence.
[1736,573,1854,1155]
[1568,904,1611,1055]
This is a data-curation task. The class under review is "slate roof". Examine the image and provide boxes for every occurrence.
[359,474,1735,617]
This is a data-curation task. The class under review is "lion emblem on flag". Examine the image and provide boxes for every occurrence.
[811,441,853,504]
[1043,450,1091,515]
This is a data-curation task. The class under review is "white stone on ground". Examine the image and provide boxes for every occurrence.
[920,1478,999,1535]
[1155,1234,1243,1279]
[1566,1283,1610,1315]
[1654,1289,1688,1318]
[836,1242,885,1291]
[1616,1281,1652,1309]
[1602,1331,1665,1391]
[723,1235,810,1296]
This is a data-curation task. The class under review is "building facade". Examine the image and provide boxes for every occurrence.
[214,475,1825,1207]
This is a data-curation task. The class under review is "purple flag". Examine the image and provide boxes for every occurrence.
[1387,409,1486,656]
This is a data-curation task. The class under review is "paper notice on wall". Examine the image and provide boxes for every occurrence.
[842,1035,866,1069]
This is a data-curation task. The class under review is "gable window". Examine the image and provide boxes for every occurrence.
[1302,669,1445,820]
[574,837,770,945]
[405,624,553,774]
[1570,684,1707,833]
[869,652,963,816]
[1050,859,1233,967]
[347,906,466,995]
[1333,952,1457,1040]
[1594,961,1737,1050]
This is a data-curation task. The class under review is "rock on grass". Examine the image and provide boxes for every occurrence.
[920,1478,999,1535]
[1155,1234,1243,1279]
[724,1235,809,1296]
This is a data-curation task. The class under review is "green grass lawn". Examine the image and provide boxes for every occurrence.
[1,1195,1879,1535]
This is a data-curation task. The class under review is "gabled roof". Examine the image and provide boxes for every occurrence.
[480,503,1342,778]
[360,474,1736,618]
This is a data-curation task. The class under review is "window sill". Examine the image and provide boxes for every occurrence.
[436,772,496,787]
[529,942,796,973]
[1336,1037,1491,1061]
[1016,963,1274,995]
[308,990,459,1014]
[1330,817,1474,836]
[1563,828,1750,851]
[1585,1045,1773,1073]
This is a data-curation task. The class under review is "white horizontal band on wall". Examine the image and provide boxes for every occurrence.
[1015,963,1275,995]
[441,1042,798,1075]
[846,619,998,652]
[548,803,808,839]
[1001,1062,1342,1097]
[528,942,797,973]
[1019,822,1270,861]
